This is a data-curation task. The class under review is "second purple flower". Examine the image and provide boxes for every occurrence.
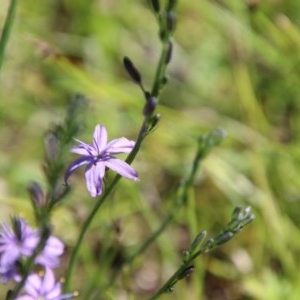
[65,124,139,197]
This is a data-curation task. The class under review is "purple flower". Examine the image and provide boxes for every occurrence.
[16,267,76,300]
[0,218,38,282]
[0,218,64,283]
[65,124,139,197]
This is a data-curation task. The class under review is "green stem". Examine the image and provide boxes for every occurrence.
[0,0,18,75]
[105,138,204,290]
[151,38,170,97]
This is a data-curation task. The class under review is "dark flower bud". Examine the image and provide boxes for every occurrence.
[12,217,23,241]
[143,94,157,117]
[166,11,176,32]
[165,41,173,64]
[214,231,234,246]
[231,206,243,221]
[178,265,195,280]
[28,181,46,208]
[189,231,206,253]
[123,56,142,84]
[150,0,160,13]
[44,131,59,162]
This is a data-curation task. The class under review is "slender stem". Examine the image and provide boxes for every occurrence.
[0,0,18,75]
[105,138,204,290]
[151,39,170,98]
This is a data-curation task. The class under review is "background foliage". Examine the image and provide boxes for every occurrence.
[1,0,300,299]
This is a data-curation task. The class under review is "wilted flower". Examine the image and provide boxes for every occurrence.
[0,217,64,283]
[65,124,139,197]
[16,267,76,300]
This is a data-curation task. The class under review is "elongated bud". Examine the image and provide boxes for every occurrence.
[214,231,234,246]
[165,41,173,64]
[44,131,59,162]
[28,181,46,207]
[178,265,195,280]
[232,206,242,220]
[143,94,157,117]
[12,217,23,241]
[166,11,176,32]
[123,56,142,84]
[189,231,207,253]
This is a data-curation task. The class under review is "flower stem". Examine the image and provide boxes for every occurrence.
[63,121,148,291]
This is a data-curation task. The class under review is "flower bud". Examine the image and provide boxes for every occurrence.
[178,265,195,280]
[189,231,206,253]
[123,56,142,85]
[44,131,60,162]
[143,94,157,117]
[165,41,173,64]
[166,11,176,32]
[214,231,234,246]
[28,181,46,208]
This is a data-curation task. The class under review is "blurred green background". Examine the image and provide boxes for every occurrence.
[1,0,300,299]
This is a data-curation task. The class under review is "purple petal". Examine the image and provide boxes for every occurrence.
[71,139,97,156]
[41,267,56,293]
[44,237,64,256]
[105,138,135,154]
[1,248,20,267]
[15,296,33,300]
[24,273,41,296]
[22,233,39,256]
[64,156,93,184]
[85,163,106,197]
[104,158,138,181]
[93,125,107,153]
[36,236,64,268]
[47,282,63,298]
